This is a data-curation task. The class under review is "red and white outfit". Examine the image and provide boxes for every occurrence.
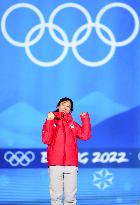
[42,112,91,205]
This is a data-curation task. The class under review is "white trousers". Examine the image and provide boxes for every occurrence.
[48,165,78,205]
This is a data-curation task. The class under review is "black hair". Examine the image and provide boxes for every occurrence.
[54,97,73,112]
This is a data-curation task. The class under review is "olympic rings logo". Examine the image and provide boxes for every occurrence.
[4,151,35,166]
[1,2,139,67]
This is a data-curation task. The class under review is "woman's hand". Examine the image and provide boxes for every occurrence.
[80,112,87,117]
[47,112,55,120]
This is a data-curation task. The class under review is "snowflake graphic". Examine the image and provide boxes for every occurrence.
[92,169,114,190]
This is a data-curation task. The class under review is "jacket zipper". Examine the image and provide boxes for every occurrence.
[62,119,66,164]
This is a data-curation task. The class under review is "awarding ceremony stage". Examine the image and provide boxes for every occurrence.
[0,0,140,204]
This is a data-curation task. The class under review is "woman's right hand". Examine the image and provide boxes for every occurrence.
[47,112,55,120]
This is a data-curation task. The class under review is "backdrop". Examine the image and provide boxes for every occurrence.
[0,0,140,204]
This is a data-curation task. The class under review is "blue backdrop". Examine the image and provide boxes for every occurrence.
[0,0,140,204]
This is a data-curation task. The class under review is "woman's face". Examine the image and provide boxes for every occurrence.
[58,100,71,113]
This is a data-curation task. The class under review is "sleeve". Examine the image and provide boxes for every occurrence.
[76,112,91,140]
[42,119,55,145]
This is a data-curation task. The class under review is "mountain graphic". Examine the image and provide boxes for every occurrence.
[73,91,129,125]
[0,102,47,148]
[0,100,137,149]
[78,105,140,148]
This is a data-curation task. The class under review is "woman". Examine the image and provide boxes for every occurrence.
[42,97,91,205]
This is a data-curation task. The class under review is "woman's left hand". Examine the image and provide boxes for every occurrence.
[80,112,87,116]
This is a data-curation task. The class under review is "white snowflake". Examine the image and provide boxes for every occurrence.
[92,169,114,190]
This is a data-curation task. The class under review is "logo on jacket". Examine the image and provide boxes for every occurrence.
[70,124,75,129]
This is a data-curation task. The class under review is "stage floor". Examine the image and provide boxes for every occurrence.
[0,168,139,205]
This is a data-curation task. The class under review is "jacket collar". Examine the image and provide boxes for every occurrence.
[53,112,73,122]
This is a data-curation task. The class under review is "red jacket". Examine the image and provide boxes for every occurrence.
[42,112,91,167]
